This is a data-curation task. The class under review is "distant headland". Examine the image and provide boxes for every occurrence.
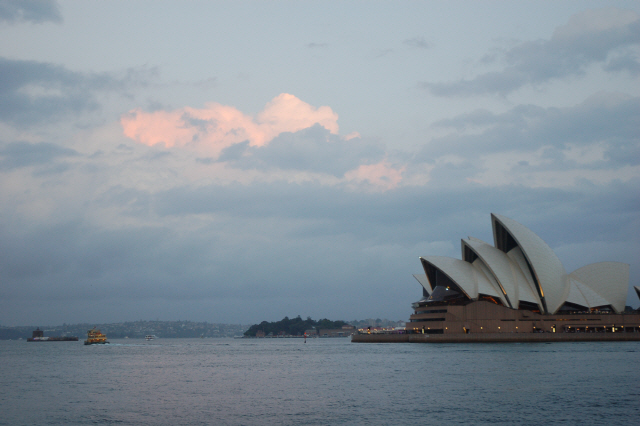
[244,316,348,337]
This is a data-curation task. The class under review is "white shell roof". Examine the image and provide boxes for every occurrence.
[505,246,543,307]
[470,258,509,306]
[565,278,590,308]
[414,214,628,315]
[412,274,430,295]
[569,262,629,313]
[492,214,568,314]
[462,238,541,309]
[568,277,612,309]
[420,256,501,300]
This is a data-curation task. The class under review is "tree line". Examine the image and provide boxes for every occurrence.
[244,316,346,337]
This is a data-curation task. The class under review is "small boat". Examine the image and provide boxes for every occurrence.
[84,327,109,345]
[145,335,156,341]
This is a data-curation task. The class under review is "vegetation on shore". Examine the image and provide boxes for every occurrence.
[243,316,346,337]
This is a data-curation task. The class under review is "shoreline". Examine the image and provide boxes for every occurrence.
[352,332,640,343]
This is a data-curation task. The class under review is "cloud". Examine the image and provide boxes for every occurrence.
[603,52,640,75]
[0,0,62,24]
[403,36,431,49]
[424,8,640,96]
[344,161,405,191]
[0,58,98,125]
[3,175,638,324]
[0,57,155,126]
[221,125,385,176]
[2,105,639,323]
[414,92,640,188]
[0,141,78,171]
[121,94,406,190]
[121,93,340,155]
[426,92,639,158]
[306,42,328,49]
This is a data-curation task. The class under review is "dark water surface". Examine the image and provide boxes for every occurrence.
[1,338,638,425]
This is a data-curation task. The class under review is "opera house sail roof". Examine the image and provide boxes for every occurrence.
[415,213,630,315]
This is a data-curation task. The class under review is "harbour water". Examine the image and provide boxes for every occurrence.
[1,338,638,425]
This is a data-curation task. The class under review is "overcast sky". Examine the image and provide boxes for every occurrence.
[1,1,639,326]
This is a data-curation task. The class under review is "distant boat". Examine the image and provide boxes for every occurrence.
[84,327,109,345]
[27,327,78,342]
[145,335,156,341]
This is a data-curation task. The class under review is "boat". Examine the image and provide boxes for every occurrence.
[27,328,78,342]
[84,327,109,345]
[145,335,156,341]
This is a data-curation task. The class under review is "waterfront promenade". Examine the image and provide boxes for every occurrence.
[352,332,640,343]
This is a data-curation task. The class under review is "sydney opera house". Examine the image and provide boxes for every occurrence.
[396,213,640,340]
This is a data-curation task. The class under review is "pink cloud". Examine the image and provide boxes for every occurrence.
[121,94,406,191]
[121,93,339,155]
[257,93,339,142]
[344,131,361,140]
[344,160,405,191]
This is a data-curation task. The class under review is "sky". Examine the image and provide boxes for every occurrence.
[0,0,639,326]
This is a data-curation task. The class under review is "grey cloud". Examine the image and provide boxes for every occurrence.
[422,94,640,165]
[3,176,638,324]
[0,220,183,300]
[403,36,431,49]
[221,125,385,176]
[141,149,173,162]
[97,185,152,217]
[218,140,250,162]
[604,142,640,165]
[0,58,98,124]
[425,70,529,97]
[0,141,78,170]
[432,105,546,130]
[195,157,215,165]
[424,12,640,96]
[148,177,639,250]
[375,48,394,58]
[0,57,156,126]
[1,121,639,323]
[603,52,640,75]
[181,113,214,136]
[0,0,62,24]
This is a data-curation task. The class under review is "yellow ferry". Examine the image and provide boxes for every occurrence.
[84,327,109,345]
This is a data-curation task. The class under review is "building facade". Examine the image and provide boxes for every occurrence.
[408,214,640,335]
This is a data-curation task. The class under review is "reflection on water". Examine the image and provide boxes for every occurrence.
[1,338,638,425]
